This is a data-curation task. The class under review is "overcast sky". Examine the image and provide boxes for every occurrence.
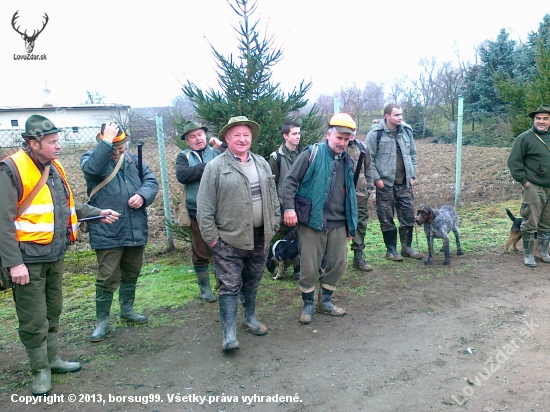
[1,0,549,109]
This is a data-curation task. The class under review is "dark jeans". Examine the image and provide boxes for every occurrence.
[376,184,415,232]
[211,228,268,296]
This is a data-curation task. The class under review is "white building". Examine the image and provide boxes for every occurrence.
[0,104,130,148]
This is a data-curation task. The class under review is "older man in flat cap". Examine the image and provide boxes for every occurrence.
[0,115,119,396]
[508,104,550,267]
[197,116,280,351]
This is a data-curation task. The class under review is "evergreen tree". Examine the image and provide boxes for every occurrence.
[182,0,324,158]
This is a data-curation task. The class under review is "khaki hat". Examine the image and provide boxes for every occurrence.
[21,115,59,140]
[528,104,550,118]
[329,113,356,134]
[181,120,208,140]
[218,116,260,141]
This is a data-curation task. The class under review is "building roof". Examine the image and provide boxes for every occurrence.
[0,104,130,113]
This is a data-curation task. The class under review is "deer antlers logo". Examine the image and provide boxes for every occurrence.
[11,11,49,54]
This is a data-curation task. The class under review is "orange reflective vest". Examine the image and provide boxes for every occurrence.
[8,150,79,244]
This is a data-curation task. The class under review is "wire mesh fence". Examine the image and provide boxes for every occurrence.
[0,126,101,158]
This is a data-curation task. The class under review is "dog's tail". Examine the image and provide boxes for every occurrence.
[505,208,517,222]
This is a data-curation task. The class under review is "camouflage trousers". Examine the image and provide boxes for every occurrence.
[376,184,415,232]
[211,227,268,296]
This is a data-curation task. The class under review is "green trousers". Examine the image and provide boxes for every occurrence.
[351,195,369,251]
[12,260,64,349]
[95,247,144,293]
[298,224,348,293]
[520,182,550,233]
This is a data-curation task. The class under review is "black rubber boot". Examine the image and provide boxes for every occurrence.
[219,295,239,351]
[119,281,148,323]
[316,287,346,316]
[523,232,537,267]
[352,249,373,271]
[47,332,81,373]
[382,229,403,261]
[300,291,315,324]
[195,266,216,302]
[293,264,301,280]
[399,226,423,259]
[537,231,550,263]
[26,341,51,396]
[241,293,268,335]
[91,289,113,342]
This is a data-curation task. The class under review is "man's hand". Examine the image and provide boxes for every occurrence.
[102,122,119,144]
[128,194,144,209]
[10,263,29,285]
[375,180,385,189]
[209,137,224,150]
[410,178,416,187]
[208,238,219,248]
[524,181,531,189]
[100,209,120,224]
[284,210,298,227]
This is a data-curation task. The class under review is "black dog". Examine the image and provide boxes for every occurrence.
[415,205,464,265]
[266,227,300,280]
[504,208,523,253]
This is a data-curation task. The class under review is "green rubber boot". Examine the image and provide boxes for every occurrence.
[26,341,51,396]
[119,281,148,323]
[241,292,268,335]
[195,265,216,302]
[219,295,239,351]
[91,289,113,342]
[47,332,81,373]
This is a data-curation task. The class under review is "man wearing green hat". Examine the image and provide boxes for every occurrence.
[81,122,159,343]
[176,120,225,302]
[508,104,550,267]
[0,114,119,396]
[197,116,280,351]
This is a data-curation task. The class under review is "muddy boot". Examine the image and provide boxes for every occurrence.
[537,231,550,263]
[399,226,423,259]
[300,291,315,324]
[382,229,403,261]
[353,249,373,271]
[26,341,51,396]
[523,232,537,267]
[241,293,268,335]
[119,281,148,323]
[219,295,239,351]
[91,289,113,342]
[316,287,346,316]
[47,333,81,374]
[195,266,216,302]
[293,264,301,281]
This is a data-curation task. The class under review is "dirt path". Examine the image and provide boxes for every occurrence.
[2,252,550,412]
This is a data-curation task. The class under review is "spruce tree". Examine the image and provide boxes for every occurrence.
[182,0,324,158]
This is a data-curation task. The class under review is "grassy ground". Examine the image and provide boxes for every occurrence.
[0,199,522,352]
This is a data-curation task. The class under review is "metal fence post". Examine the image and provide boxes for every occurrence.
[333,97,340,114]
[156,113,175,251]
[455,96,464,208]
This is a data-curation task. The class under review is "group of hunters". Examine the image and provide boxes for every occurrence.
[1,101,549,396]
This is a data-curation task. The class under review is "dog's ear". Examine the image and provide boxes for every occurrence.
[425,207,436,223]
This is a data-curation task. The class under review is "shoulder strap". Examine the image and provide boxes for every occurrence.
[16,164,50,218]
[309,143,319,166]
[89,154,124,199]
[376,129,383,150]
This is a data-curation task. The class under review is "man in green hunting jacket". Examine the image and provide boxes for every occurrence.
[197,116,280,352]
[282,113,358,325]
[508,104,550,267]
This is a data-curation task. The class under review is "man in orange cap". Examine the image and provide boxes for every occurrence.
[282,113,358,324]
[81,122,158,343]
